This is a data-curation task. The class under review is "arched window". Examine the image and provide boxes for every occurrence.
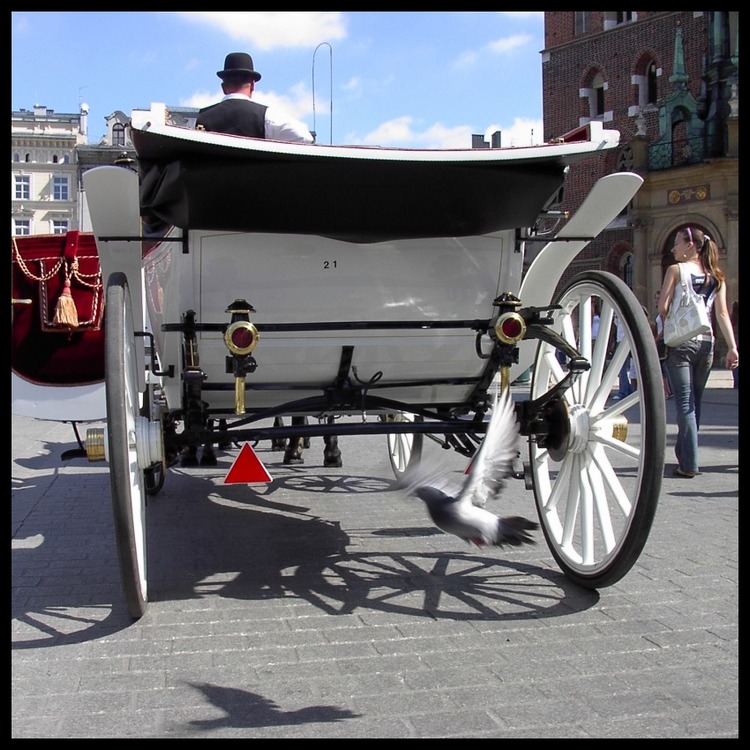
[592,72,605,118]
[113,123,126,147]
[647,61,658,104]
[580,68,608,123]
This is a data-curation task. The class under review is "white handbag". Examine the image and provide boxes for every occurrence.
[663,263,712,347]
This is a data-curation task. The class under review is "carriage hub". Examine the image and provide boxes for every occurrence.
[543,400,589,462]
[543,399,628,461]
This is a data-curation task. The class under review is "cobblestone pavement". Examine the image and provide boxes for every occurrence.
[12,371,737,738]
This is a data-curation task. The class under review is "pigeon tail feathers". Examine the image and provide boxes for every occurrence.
[494,515,539,547]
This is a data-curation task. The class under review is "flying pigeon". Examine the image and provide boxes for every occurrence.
[411,387,538,548]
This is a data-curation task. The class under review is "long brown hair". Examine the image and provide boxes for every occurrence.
[680,226,725,288]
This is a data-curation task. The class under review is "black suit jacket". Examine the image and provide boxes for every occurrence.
[196,99,268,138]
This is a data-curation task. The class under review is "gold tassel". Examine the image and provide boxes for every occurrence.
[53,276,79,328]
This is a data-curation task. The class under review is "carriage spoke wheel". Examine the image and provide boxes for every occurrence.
[386,413,424,481]
[529,271,664,588]
[105,273,148,618]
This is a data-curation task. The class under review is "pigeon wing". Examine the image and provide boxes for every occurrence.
[459,387,520,509]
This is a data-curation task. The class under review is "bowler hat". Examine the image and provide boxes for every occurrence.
[217,52,261,82]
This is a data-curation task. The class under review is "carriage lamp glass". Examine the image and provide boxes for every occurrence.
[224,321,259,356]
[494,312,526,344]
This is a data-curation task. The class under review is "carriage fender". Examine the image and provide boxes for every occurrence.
[83,165,146,393]
[513,172,643,380]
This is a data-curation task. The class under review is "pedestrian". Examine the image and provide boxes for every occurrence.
[654,291,673,398]
[612,314,634,400]
[658,226,738,478]
[196,52,314,143]
[591,297,601,346]
[731,299,739,389]
[629,304,657,392]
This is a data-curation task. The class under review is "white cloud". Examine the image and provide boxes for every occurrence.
[342,76,363,92]
[487,34,531,55]
[484,117,544,147]
[181,90,222,109]
[254,82,313,120]
[351,116,473,149]
[181,82,314,121]
[359,116,415,146]
[452,50,479,69]
[177,12,347,50]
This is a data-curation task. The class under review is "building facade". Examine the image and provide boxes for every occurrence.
[11,105,199,234]
[541,11,738,361]
[11,104,89,236]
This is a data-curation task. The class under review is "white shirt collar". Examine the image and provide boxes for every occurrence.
[221,92,253,102]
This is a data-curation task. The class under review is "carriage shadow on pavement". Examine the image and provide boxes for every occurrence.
[12,448,600,652]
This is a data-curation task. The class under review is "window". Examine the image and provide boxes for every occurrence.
[630,57,660,116]
[15,175,30,200]
[14,220,31,235]
[604,11,637,30]
[592,72,606,119]
[580,69,609,124]
[575,12,590,35]
[52,220,69,234]
[647,61,658,104]
[53,176,69,201]
[113,123,126,147]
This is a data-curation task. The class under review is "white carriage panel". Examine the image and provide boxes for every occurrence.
[181,231,506,410]
[196,232,507,324]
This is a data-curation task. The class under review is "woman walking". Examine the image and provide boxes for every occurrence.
[658,227,738,478]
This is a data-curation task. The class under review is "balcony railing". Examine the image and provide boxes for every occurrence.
[648,136,705,171]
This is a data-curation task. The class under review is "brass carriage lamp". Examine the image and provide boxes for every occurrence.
[223,299,259,415]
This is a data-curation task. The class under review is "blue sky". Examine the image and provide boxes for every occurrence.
[11,11,545,149]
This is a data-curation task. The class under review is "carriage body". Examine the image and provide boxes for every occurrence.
[144,225,519,415]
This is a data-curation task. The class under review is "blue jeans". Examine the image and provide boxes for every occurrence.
[618,356,634,398]
[665,338,714,473]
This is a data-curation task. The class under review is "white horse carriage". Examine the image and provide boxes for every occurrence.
[12,103,665,618]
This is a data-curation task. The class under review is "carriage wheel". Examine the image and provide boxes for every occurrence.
[105,273,148,618]
[386,413,424,481]
[529,271,664,589]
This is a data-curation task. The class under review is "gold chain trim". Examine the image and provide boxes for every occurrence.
[12,237,102,290]
[12,237,63,282]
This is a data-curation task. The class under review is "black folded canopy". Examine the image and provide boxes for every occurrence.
[133,128,572,244]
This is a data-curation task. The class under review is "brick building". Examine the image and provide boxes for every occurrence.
[541,11,738,360]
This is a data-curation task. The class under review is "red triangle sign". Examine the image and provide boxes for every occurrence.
[223,443,273,484]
